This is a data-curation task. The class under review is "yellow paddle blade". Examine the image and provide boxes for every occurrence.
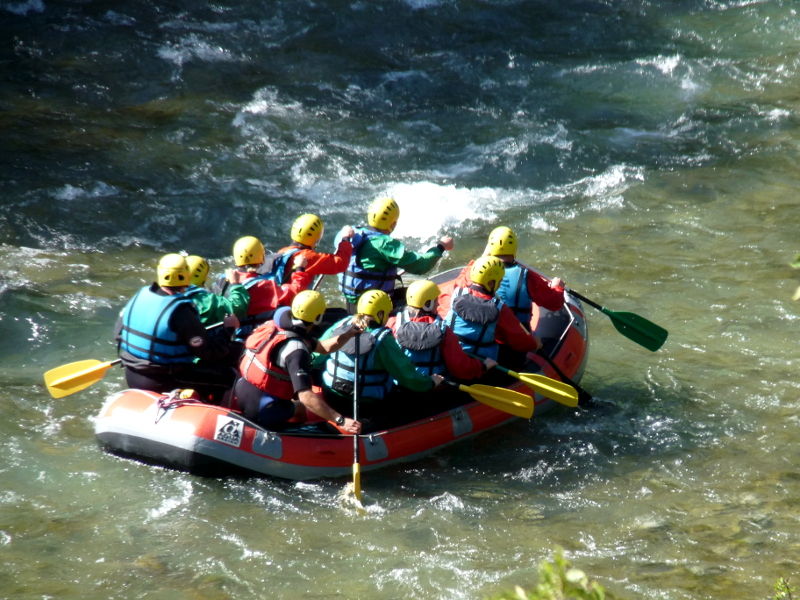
[459,384,534,419]
[43,359,116,399]
[352,461,362,502]
[509,370,579,408]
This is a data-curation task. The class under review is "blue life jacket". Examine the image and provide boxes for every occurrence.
[496,262,533,327]
[264,247,302,285]
[323,319,393,400]
[393,310,447,377]
[119,285,195,365]
[339,227,398,298]
[445,287,503,360]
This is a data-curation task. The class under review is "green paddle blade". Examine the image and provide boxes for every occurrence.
[459,384,534,419]
[43,359,117,398]
[603,308,668,352]
[512,372,580,408]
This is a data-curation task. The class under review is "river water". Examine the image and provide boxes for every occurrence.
[1,1,798,599]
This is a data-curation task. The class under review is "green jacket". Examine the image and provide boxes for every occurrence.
[313,317,434,393]
[188,284,249,325]
[336,227,444,302]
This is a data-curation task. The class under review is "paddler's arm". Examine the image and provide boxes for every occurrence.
[285,346,360,434]
[496,304,542,353]
[375,331,437,392]
[371,235,453,275]
[314,321,361,355]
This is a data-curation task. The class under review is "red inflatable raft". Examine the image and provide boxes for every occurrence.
[94,267,589,480]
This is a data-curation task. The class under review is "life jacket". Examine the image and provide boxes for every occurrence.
[322,319,393,400]
[263,246,303,285]
[225,274,277,341]
[393,310,447,376]
[118,285,195,365]
[339,227,399,298]
[496,262,533,327]
[239,320,309,401]
[445,287,503,360]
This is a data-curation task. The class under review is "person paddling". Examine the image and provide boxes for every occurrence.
[231,290,361,434]
[482,226,566,328]
[317,289,444,430]
[222,235,311,340]
[337,197,454,313]
[386,280,497,414]
[442,255,543,378]
[115,253,238,403]
[267,213,355,285]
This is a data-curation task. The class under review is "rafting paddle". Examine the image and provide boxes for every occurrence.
[566,288,668,352]
[450,381,534,419]
[351,333,363,506]
[536,353,592,406]
[467,354,579,407]
[44,358,122,399]
[43,321,226,399]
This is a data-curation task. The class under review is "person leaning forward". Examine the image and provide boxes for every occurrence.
[223,235,312,341]
[481,226,566,328]
[115,253,239,403]
[231,290,361,434]
[441,255,543,379]
[337,197,454,313]
[386,280,497,415]
[316,289,444,431]
[267,213,354,285]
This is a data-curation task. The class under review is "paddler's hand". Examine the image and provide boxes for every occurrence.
[550,277,565,292]
[342,417,361,435]
[223,313,239,330]
[226,268,243,284]
[483,357,498,370]
[339,225,355,240]
[438,236,455,252]
[430,373,445,387]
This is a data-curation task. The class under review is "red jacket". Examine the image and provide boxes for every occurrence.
[386,311,486,380]
[277,239,353,278]
[236,269,312,316]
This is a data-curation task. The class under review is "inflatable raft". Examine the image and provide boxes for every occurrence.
[94,267,589,480]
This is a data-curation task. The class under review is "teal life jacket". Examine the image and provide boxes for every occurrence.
[339,227,398,298]
[119,285,195,365]
[496,262,533,327]
[322,319,393,400]
[393,310,447,377]
[445,287,503,360]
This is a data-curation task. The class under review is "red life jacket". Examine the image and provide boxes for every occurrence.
[239,320,303,400]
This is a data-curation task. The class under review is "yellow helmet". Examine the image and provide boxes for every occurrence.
[233,236,265,267]
[290,213,324,247]
[485,226,517,257]
[156,253,191,288]
[406,280,440,312]
[367,197,400,231]
[291,290,327,325]
[356,289,393,326]
[470,255,505,293]
[185,255,209,287]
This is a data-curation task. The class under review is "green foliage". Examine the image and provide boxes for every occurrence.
[489,550,614,600]
[772,578,795,600]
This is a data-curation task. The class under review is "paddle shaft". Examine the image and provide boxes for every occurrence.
[537,353,592,406]
[351,332,362,502]
[566,288,606,313]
